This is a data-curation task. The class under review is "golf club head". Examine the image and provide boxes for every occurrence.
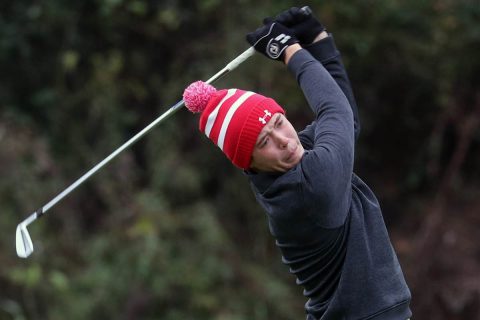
[16,224,34,258]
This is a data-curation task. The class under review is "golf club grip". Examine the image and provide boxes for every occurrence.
[225,47,255,71]
[205,47,255,84]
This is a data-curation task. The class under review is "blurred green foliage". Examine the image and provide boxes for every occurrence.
[1,1,479,319]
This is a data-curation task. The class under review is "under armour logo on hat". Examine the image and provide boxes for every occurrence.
[258,110,272,124]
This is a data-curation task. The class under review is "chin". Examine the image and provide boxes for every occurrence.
[289,149,303,166]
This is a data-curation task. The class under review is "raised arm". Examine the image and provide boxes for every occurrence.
[288,49,354,227]
[270,7,360,146]
[246,19,354,227]
[306,33,360,141]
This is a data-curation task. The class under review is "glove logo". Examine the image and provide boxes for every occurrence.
[266,33,290,59]
[267,42,280,59]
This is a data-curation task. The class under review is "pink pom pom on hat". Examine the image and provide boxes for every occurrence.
[183,81,217,113]
[182,80,285,169]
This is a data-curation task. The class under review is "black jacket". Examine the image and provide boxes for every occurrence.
[248,36,412,320]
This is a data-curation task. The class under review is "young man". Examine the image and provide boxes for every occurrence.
[183,7,411,320]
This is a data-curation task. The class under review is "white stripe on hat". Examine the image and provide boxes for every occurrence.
[205,89,237,138]
[218,91,255,151]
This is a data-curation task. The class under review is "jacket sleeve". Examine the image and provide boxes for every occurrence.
[298,34,360,150]
[288,49,354,228]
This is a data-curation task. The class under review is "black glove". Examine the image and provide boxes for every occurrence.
[266,6,325,45]
[246,22,298,61]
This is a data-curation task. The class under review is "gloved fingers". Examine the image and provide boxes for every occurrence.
[246,22,274,46]
[274,7,310,26]
[263,16,274,25]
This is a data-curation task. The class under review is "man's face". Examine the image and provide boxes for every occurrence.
[250,113,304,173]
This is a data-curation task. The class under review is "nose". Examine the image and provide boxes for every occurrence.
[272,132,290,149]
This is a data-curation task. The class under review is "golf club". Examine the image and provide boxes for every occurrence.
[15,46,256,258]
[16,5,313,259]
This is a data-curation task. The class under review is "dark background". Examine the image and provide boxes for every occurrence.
[1,1,479,319]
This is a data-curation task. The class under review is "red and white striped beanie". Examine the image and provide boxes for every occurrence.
[183,81,285,169]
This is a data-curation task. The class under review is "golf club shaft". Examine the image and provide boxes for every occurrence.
[20,47,256,226]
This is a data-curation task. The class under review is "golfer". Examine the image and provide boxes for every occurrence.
[183,7,411,320]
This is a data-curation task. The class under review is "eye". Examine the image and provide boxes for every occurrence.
[275,116,283,128]
[260,137,269,148]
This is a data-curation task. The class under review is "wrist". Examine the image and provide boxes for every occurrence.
[312,31,329,43]
[283,43,302,65]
